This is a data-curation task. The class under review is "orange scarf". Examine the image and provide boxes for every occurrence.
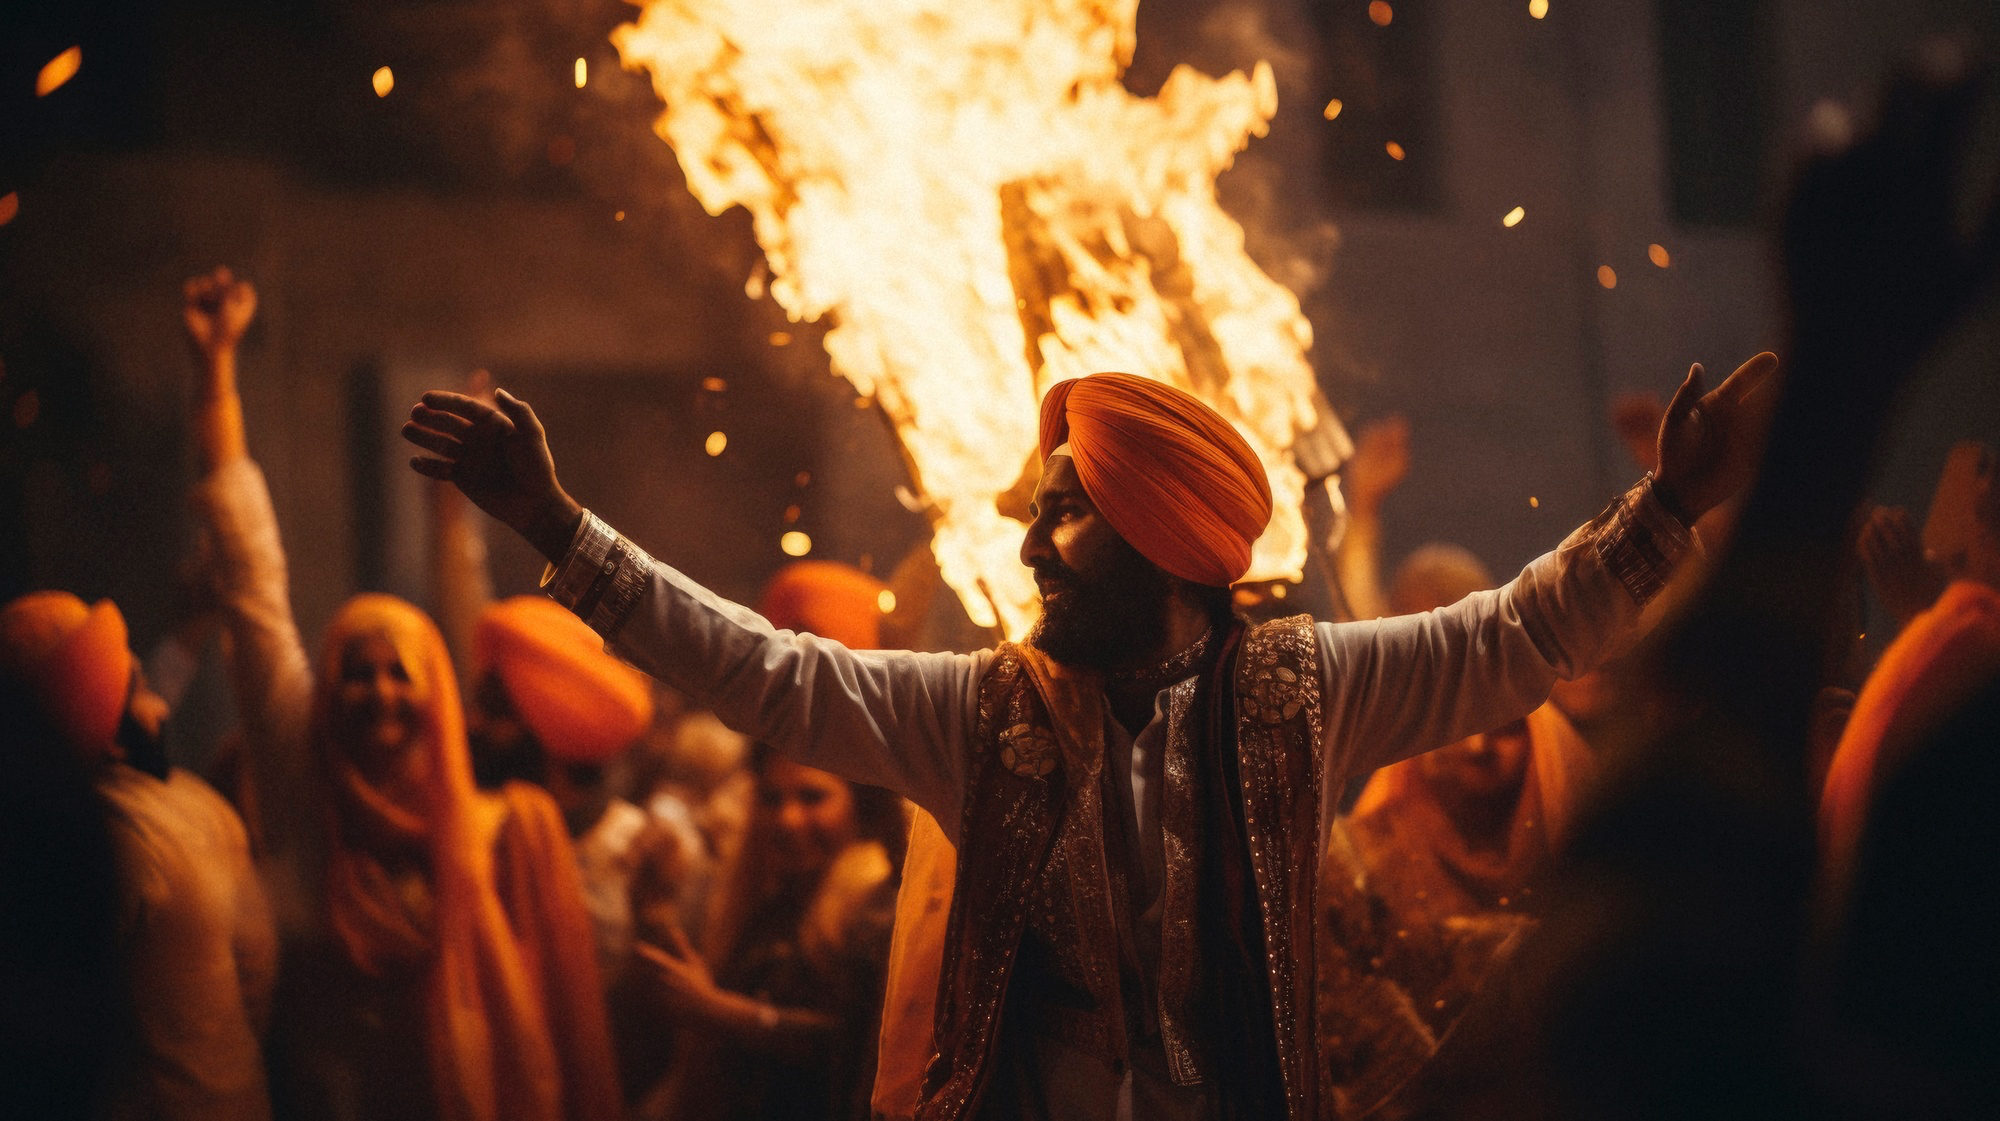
[1349,703,1594,912]
[313,596,620,1121]
[1820,580,2000,898]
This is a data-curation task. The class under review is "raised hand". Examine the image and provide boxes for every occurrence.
[1857,505,1946,627]
[1652,351,1782,524]
[183,266,257,366]
[403,389,582,561]
[1343,415,1411,517]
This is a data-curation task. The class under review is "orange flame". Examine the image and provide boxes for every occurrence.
[614,0,1341,637]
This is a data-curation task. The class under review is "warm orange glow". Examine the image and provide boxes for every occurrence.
[780,531,813,557]
[614,210,626,221]
[575,57,589,88]
[0,192,17,227]
[769,330,792,346]
[372,66,394,97]
[615,0,1342,636]
[1369,2,1394,27]
[1648,242,1671,268]
[1322,98,1343,120]
[1530,0,1550,18]
[36,47,82,97]
[1597,265,1618,289]
[705,431,728,456]
[877,589,898,614]
[702,376,728,392]
[1502,206,1525,228]
[1529,495,1540,508]
[1385,140,1407,160]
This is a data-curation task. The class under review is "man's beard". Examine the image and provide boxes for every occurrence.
[1028,540,1174,671]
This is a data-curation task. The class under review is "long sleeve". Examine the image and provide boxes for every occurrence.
[542,513,989,838]
[187,458,317,865]
[1316,478,1695,793]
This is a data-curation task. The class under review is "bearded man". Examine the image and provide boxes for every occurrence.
[403,358,1774,1121]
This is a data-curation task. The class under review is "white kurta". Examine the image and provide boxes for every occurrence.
[545,480,1691,1119]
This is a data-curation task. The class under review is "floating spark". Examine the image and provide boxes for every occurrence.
[615,0,1339,637]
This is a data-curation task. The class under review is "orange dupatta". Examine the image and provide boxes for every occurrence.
[313,595,619,1121]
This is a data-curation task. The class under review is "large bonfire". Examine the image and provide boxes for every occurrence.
[614,0,1340,638]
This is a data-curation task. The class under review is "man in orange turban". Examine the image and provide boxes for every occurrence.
[469,595,656,978]
[2,590,277,1121]
[410,356,1772,1120]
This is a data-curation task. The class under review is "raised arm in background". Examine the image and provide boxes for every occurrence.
[182,267,316,864]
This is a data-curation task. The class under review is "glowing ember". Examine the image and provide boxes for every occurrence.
[0,192,17,227]
[768,331,792,346]
[1648,243,1671,268]
[615,0,1340,637]
[705,430,729,456]
[575,57,589,88]
[372,66,395,98]
[1385,140,1407,160]
[1501,206,1525,228]
[1368,2,1394,28]
[1322,98,1343,120]
[1529,0,1550,19]
[877,589,898,614]
[1596,265,1618,289]
[37,47,81,98]
[781,530,813,557]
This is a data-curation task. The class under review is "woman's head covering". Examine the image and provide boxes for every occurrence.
[759,561,890,649]
[1037,373,1273,588]
[1351,702,1595,904]
[313,594,622,1121]
[0,591,134,757]
[472,597,653,765]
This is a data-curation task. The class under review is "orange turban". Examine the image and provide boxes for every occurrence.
[759,561,889,649]
[0,591,134,755]
[473,597,654,765]
[1038,372,1273,587]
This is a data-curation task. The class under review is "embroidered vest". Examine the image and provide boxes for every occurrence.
[917,616,1324,1121]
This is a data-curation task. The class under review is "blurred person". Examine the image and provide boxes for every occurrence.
[0,267,289,1121]
[263,596,623,1121]
[470,595,656,974]
[176,269,621,1121]
[0,675,126,1121]
[0,590,276,1121]
[1820,448,2000,904]
[636,745,904,1121]
[1417,47,2000,1121]
[408,348,1772,1121]
[1315,536,1596,1118]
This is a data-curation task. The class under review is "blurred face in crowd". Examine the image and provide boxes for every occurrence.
[467,670,545,788]
[333,633,423,781]
[756,756,858,880]
[1417,717,1532,805]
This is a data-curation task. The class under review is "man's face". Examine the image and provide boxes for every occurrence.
[756,757,857,879]
[1019,455,1171,669]
[467,670,546,787]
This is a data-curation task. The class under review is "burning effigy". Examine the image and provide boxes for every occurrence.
[613,0,1341,638]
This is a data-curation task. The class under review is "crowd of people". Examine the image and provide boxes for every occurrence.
[3,44,1996,1121]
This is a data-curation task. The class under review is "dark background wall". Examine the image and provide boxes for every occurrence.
[3,0,1996,766]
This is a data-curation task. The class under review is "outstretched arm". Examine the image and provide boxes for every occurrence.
[1318,353,1778,791]
[403,390,986,834]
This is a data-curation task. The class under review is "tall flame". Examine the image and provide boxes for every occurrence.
[615,0,1338,638]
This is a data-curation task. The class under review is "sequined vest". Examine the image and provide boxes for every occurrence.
[916,616,1323,1121]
